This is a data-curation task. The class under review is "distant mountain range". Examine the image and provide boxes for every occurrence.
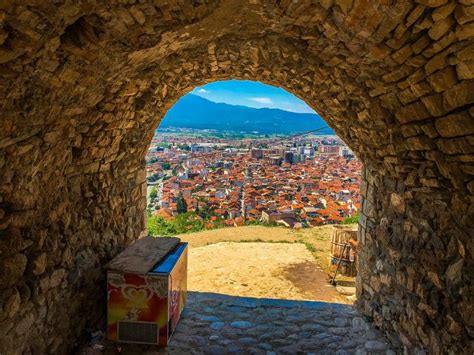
[158,94,334,135]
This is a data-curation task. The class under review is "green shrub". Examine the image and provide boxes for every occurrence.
[147,212,205,236]
[149,186,158,200]
[176,192,188,214]
[342,213,359,224]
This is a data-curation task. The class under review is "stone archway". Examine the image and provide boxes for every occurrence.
[0,1,472,353]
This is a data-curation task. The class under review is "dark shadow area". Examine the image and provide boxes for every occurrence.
[186,290,352,310]
[280,261,351,304]
[335,280,356,288]
[77,291,397,354]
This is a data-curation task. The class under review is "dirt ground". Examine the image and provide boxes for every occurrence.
[179,225,356,275]
[178,225,356,304]
[186,242,350,304]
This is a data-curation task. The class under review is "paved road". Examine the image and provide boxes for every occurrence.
[81,292,398,354]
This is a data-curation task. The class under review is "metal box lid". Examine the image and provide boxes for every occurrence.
[107,237,180,274]
[151,243,187,274]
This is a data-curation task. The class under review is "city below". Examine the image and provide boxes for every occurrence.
[146,130,362,231]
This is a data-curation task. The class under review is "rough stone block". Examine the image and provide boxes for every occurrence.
[423,31,456,58]
[426,66,458,92]
[32,253,47,275]
[456,60,474,79]
[442,79,474,112]
[398,87,418,104]
[412,83,435,101]
[415,0,449,7]
[421,93,448,116]
[0,254,28,289]
[437,137,474,154]
[435,112,474,137]
[445,259,463,284]
[457,42,474,61]
[412,34,431,55]
[455,21,474,40]
[401,123,423,137]
[455,4,474,24]
[425,50,449,74]
[395,101,431,124]
[432,2,456,21]
[420,122,439,138]
[390,193,406,213]
[428,16,454,40]
[407,5,427,27]
[405,136,435,150]
[392,44,413,64]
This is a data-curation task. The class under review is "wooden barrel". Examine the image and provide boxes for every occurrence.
[331,225,357,262]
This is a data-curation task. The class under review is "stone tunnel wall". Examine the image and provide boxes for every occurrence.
[357,165,473,353]
[0,1,473,354]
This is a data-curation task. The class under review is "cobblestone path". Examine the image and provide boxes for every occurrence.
[87,292,398,355]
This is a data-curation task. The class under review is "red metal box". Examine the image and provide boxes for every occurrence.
[106,237,187,346]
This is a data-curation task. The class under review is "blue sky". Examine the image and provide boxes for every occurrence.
[190,80,315,114]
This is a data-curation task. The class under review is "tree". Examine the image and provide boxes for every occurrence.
[149,186,158,200]
[161,162,171,170]
[342,213,359,224]
[178,144,191,151]
[174,213,204,233]
[156,142,171,149]
[196,199,213,219]
[176,193,188,214]
[147,173,161,182]
[147,215,177,236]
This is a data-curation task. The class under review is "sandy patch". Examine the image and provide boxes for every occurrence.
[187,242,350,304]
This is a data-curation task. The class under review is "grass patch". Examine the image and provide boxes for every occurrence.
[303,242,317,253]
[224,239,297,244]
[231,237,319,254]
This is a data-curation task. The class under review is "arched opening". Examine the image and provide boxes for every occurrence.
[0,2,472,354]
[108,79,383,353]
[145,79,360,290]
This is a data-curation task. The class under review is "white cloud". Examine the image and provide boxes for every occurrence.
[249,97,273,104]
[197,88,209,94]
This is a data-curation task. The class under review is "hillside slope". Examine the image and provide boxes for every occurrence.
[159,94,334,135]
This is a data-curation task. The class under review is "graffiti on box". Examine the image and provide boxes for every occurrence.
[107,272,169,344]
[169,247,188,333]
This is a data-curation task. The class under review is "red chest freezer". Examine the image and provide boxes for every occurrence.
[106,237,187,346]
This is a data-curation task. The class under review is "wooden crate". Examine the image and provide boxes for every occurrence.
[331,226,357,262]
